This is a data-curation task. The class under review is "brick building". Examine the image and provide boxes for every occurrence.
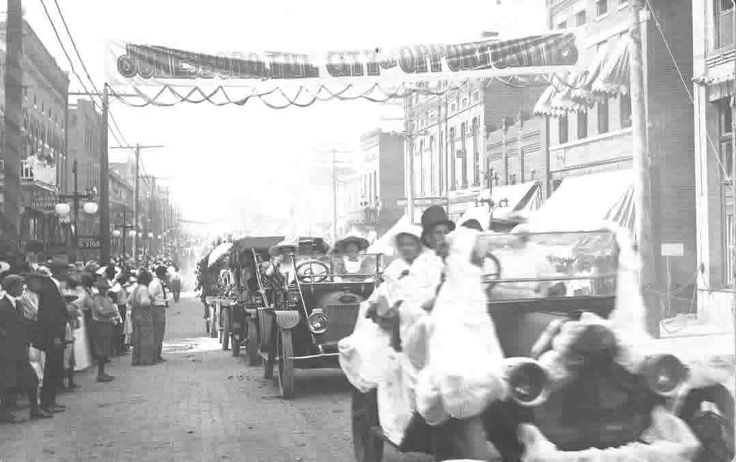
[691,0,735,328]
[337,129,405,237]
[534,0,697,318]
[66,99,102,250]
[0,20,69,255]
[404,76,545,228]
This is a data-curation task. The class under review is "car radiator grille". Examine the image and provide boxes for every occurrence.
[321,304,360,344]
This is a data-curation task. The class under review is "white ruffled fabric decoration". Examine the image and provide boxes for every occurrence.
[414,228,508,425]
[337,256,419,445]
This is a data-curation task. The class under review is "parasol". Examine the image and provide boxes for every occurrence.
[207,242,233,267]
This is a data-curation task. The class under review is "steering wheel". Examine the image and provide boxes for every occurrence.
[481,252,502,286]
[295,260,330,283]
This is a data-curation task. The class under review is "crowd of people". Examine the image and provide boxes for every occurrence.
[0,250,182,424]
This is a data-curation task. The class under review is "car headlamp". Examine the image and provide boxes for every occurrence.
[504,357,551,407]
[307,308,329,334]
[642,354,687,397]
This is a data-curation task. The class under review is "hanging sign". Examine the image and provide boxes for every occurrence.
[107,31,586,89]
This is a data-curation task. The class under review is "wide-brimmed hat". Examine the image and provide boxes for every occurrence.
[420,206,455,233]
[393,224,423,245]
[269,238,298,257]
[333,236,370,254]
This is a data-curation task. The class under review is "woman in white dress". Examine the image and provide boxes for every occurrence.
[66,275,92,372]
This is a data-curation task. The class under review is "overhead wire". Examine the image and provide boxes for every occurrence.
[48,0,156,185]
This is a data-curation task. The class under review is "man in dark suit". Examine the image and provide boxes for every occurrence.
[26,271,68,413]
[0,275,52,422]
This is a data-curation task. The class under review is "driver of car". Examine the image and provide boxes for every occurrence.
[491,225,560,299]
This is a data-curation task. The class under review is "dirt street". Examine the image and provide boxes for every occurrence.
[0,294,429,462]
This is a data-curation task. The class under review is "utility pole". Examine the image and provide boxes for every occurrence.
[730,1,736,419]
[630,0,659,337]
[2,0,22,244]
[99,85,111,264]
[405,110,416,224]
[110,144,164,261]
[332,148,337,243]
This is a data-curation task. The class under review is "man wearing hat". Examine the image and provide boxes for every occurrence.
[25,270,70,413]
[0,275,53,421]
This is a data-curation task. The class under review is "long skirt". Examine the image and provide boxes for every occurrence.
[73,314,92,371]
[90,320,113,359]
[131,308,156,366]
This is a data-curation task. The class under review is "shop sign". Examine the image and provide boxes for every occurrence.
[21,189,58,212]
[78,236,101,250]
[396,196,449,207]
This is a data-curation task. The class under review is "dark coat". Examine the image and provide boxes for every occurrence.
[34,277,69,351]
[0,296,30,361]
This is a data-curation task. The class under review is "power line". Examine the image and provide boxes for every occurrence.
[45,0,149,182]
[38,0,95,105]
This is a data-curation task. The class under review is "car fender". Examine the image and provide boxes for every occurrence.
[274,310,301,330]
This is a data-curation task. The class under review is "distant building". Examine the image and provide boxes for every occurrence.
[66,99,103,254]
[404,76,545,229]
[337,129,405,237]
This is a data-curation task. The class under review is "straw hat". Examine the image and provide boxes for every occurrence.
[333,236,370,254]
[269,238,299,257]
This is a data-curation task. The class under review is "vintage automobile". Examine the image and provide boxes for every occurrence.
[195,251,225,338]
[261,239,382,398]
[350,229,734,462]
[220,236,285,360]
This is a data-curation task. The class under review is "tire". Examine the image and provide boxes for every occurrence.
[258,312,272,352]
[209,308,218,339]
[247,317,261,366]
[263,344,275,379]
[263,320,275,379]
[221,309,230,351]
[351,388,384,462]
[277,329,295,399]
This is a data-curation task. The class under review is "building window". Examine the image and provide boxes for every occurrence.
[715,0,735,49]
[472,118,480,185]
[620,93,632,128]
[510,173,517,185]
[597,98,610,134]
[718,99,734,181]
[450,127,456,190]
[576,11,587,26]
[577,111,588,139]
[419,140,425,195]
[559,115,569,144]
[596,0,608,17]
[460,122,468,188]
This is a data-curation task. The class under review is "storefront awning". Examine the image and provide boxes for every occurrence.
[534,36,630,118]
[459,181,542,230]
[526,170,634,232]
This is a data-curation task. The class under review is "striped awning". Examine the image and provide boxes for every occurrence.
[534,37,631,118]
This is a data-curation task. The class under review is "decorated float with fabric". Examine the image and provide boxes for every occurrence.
[348,227,733,462]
